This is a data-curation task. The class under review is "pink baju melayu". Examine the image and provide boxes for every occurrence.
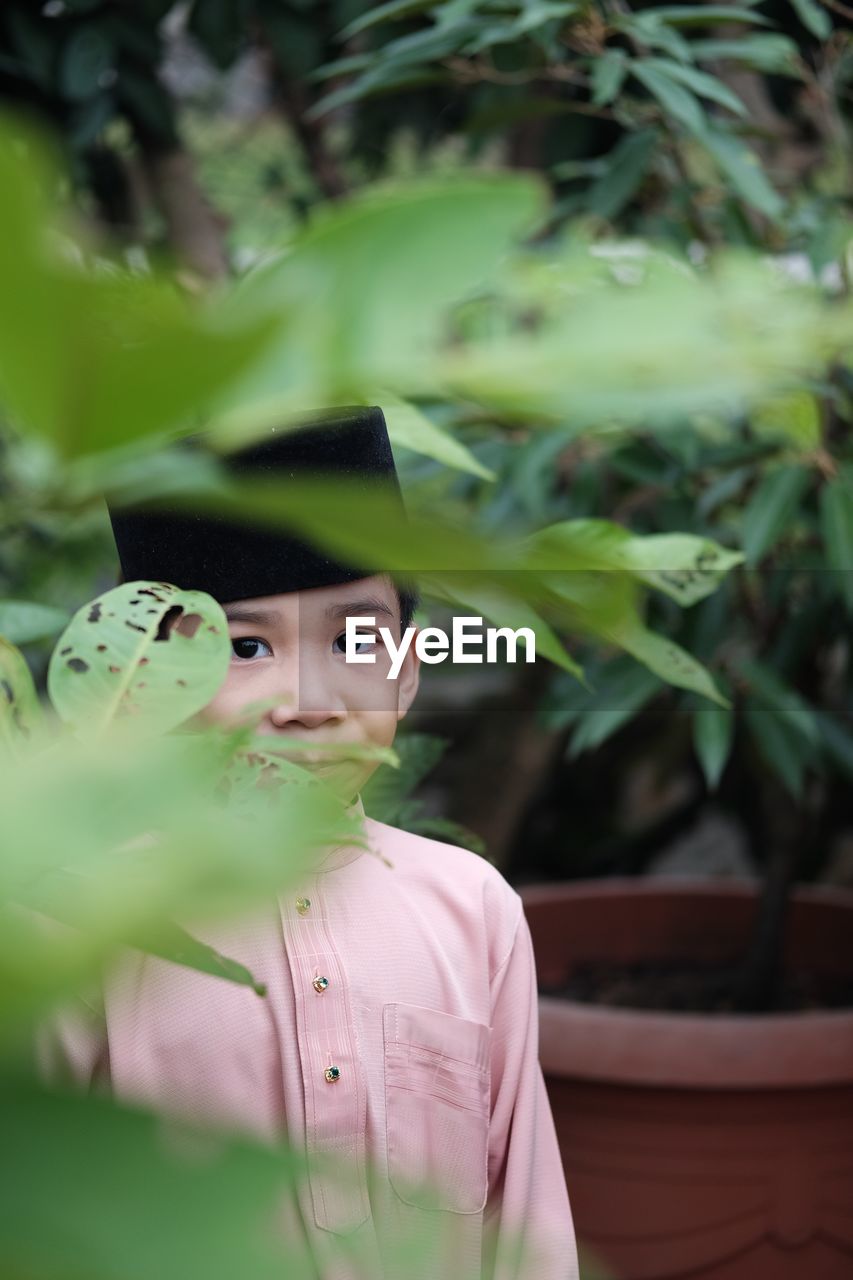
[38,801,579,1280]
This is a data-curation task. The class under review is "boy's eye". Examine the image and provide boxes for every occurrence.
[333,631,376,656]
[231,637,272,661]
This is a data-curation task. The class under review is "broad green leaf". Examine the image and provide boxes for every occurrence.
[699,126,785,220]
[211,176,543,432]
[631,60,706,134]
[0,600,69,645]
[692,702,733,789]
[0,127,273,457]
[47,581,231,739]
[0,1085,314,1280]
[0,638,43,760]
[587,130,658,221]
[382,394,495,479]
[788,0,833,39]
[16,869,267,995]
[741,464,810,565]
[526,520,742,605]
[819,474,853,611]
[642,58,746,115]
[0,730,360,1027]
[752,391,821,450]
[591,49,627,106]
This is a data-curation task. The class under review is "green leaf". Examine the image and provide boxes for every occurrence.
[526,520,743,606]
[642,58,746,115]
[0,601,69,645]
[631,60,707,133]
[613,619,727,705]
[362,732,446,824]
[741,658,819,747]
[616,531,744,606]
[0,129,272,456]
[641,5,770,25]
[0,638,43,761]
[338,0,445,40]
[59,26,114,101]
[16,869,267,995]
[819,474,853,611]
[752,391,821,450]
[382,394,495,480]
[699,125,785,219]
[744,700,810,797]
[47,581,231,739]
[562,660,661,755]
[815,711,853,779]
[0,1085,314,1280]
[741,465,810,565]
[691,35,801,76]
[426,574,586,679]
[188,0,252,68]
[692,702,733,789]
[591,49,627,106]
[587,129,658,221]
[788,0,833,39]
[211,175,543,430]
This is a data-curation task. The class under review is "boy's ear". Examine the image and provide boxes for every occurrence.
[396,626,420,720]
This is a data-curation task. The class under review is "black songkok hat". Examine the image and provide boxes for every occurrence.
[108,406,401,604]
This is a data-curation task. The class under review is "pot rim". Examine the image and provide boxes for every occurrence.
[521,878,853,1089]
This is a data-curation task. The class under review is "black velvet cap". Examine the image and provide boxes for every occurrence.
[107,406,402,604]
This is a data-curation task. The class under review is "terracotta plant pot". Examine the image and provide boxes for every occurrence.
[520,879,853,1280]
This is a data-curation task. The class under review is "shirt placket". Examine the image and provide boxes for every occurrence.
[280,876,370,1236]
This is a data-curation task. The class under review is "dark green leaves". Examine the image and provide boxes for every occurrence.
[819,470,853,612]
[741,465,811,565]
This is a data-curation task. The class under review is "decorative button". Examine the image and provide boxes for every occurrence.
[313,975,330,993]
[295,896,311,916]
[324,1065,341,1083]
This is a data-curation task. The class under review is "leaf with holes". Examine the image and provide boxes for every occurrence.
[47,582,230,739]
[0,639,43,760]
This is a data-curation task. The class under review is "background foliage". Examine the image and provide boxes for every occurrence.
[1,1,852,1276]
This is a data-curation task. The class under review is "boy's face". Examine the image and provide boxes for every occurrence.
[194,574,419,800]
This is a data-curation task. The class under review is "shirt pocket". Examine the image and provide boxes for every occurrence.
[383,1002,491,1214]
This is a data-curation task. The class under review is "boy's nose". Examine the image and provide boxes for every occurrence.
[269,699,343,730]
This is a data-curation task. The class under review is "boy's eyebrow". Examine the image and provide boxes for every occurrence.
[223,598,396,626]
[223,605,280,625]
[325,597,395,620]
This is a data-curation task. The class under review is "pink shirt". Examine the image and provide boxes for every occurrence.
[38,802,578,1279]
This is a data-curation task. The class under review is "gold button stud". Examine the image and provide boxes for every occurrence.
[324,1065,341,1083]
[295,896,311,916]
[313,975,330,993]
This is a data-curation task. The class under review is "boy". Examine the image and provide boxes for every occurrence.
[40,407,578,1280]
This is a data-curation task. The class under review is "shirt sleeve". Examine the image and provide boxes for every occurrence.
[483,901,579,1280]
